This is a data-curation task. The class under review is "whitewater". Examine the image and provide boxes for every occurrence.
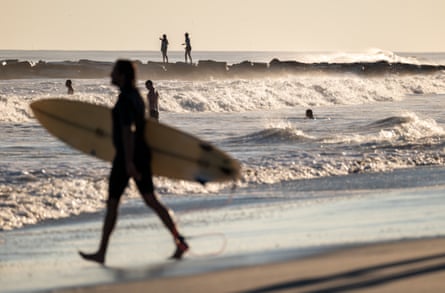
[1,49,445,233]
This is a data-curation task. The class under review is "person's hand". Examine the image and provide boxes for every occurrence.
[126,162,141,180]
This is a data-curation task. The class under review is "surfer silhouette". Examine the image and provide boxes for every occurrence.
[182,32,192,64]
[65,79,74,95]
[145,80,159,121]
[79,60,188,264]
[160,34,169,64]
[305,109,315,119]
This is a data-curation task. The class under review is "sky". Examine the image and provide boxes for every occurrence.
[1,0,445,52]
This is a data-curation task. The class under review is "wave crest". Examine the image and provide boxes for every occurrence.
[228,123,313,145]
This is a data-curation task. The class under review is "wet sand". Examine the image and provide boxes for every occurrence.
[2,167,445,292]
[58,237,445,293]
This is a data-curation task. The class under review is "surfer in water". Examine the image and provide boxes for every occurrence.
[79,60,188,264]
[305,109,315,119]
[65,79,74,95]
[145,80,159,121]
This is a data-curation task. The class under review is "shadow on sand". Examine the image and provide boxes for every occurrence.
[246,252,445,292]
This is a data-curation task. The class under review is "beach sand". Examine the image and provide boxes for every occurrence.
[2,167,445,292]
[58,237,445,293]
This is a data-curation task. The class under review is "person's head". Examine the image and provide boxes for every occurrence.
[185,32,189,37]
[111,60,136,88]
[306,109,314,119]
[163,34,167,39]
[145,80,153,89]
[65,79,72,87]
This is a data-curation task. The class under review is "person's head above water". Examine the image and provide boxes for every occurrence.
[306,109,314,119]
[65,79,73,94]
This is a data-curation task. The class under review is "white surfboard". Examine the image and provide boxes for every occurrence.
[30,98,241,183]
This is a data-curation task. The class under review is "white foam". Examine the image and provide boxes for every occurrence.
[314,48,422,65]
[2,72,445,123]
[323,112,445,145]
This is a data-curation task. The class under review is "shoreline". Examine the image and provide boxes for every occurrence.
[2,166,445,292]
[56,237,445,293]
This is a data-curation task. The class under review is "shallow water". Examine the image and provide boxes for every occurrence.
[0,50,445,240]
[1,165,445,292]
[2,82,445,230]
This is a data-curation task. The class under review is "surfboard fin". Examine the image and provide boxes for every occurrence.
[195,176,208,186]
[200,143,213,152]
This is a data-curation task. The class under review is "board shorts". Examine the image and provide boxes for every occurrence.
[108,154,154,200]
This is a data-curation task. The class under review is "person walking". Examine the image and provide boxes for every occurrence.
[79,60,188,264]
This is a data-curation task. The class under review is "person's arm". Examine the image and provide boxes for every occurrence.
[154,91,159,110]
[122,125,141,180]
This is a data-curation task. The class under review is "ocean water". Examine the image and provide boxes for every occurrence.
[1,49,445,235]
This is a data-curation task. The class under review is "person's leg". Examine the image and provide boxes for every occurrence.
[79,159,127,264]
[135,154,188,259]
[142,192,189,259]
[79,198,120,264]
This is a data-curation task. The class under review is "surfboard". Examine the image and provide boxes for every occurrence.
[30,98,241,184]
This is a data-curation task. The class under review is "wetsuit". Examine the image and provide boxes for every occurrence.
[109,87,153,200]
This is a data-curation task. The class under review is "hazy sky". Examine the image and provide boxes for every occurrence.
[2,0,444,52]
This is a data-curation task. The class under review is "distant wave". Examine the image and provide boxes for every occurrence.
[324,113,445,145]
[226,121,314,145]
[2,72,445,123]
[1,56,444,80]
[366,116,414,129]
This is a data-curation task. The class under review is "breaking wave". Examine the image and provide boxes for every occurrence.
[1,71,445,123]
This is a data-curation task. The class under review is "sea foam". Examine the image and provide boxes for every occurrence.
[2,72,445,123]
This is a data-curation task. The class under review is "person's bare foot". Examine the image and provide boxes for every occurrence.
[170,236,189,260]
[79,251,105,264]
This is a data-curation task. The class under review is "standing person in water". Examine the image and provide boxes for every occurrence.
[79,60,188,264]
[145,80,159,121]
[182,32,192,64]
[160,34,169,64]
[65,79,74,95]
